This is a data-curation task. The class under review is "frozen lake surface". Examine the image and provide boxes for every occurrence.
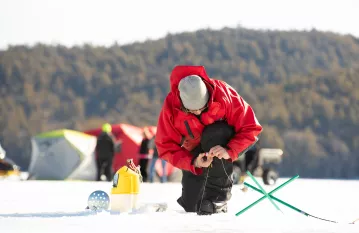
[1,177,359,233]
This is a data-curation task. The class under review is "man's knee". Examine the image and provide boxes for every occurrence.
[177,196,198,212]
[200,121,235,152]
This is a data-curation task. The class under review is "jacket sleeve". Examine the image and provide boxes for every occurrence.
[223,84,263,161]
[155,96,203,175]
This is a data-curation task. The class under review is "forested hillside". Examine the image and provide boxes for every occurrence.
[1,27,359,178]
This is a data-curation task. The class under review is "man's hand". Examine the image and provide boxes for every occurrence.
[194,153,213,168]
[209,145,230,160]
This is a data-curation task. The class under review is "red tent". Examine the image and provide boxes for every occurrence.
[83,123,177,179]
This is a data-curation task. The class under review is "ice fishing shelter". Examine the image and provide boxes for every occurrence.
[28,129,97,180]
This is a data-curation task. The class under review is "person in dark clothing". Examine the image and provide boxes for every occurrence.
[148,135,167,183]
[138,127,152,182]
[155,66,262,215]
[95,123,119,181]
[244,140,260,173]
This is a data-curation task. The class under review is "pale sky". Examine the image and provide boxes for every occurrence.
[1,0,358,49]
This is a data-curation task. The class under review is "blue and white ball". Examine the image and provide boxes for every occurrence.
[87,190,110,211]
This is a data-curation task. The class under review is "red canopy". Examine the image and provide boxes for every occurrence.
[83,123,176,178]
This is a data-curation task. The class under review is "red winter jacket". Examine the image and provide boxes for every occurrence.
[155,65,263,175]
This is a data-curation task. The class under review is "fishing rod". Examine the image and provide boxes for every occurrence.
[243,181,358,225]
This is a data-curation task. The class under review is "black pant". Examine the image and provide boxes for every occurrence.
[178,159,233,212]
[96,158,113,181]
[177,121,235,212]
[139,158,149,182]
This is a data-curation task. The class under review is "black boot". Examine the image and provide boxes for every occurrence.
[197,200,214,215]
[197,200,228,215]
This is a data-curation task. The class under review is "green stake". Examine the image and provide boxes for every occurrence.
[235,174,299,216]
[246,171,282,213]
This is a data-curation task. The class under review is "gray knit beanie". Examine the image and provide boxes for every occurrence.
[178,75,209,110]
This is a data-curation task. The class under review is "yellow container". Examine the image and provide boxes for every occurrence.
[110,166,141,212]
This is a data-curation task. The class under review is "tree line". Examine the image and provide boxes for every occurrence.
[1,26,359,178]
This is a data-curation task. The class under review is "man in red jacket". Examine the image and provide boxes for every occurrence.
[155,65,262,215]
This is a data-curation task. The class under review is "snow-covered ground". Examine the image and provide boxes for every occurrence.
[1,177,359,233]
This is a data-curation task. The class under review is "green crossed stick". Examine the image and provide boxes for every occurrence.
[235,172,357,224]
[235,172,299,216]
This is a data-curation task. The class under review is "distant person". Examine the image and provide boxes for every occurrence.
[95,123,120,181]
[138,127,152,182]
[148,135,167,183]
[242,139,260,173]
